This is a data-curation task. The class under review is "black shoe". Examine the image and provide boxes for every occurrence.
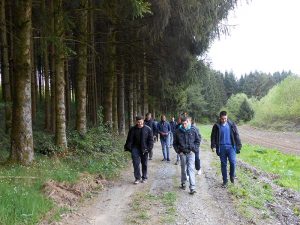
[221,181,228,188]
[149,158,152,160]
[174,160,179,165]
[181,183,186,190]
[167,159,171,162]
[162,159,166,161]
[190,189,196,195]
[230,176,235,184]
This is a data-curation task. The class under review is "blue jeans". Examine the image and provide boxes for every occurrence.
[219,145,236,183]
[180,152,195,191]
[169,132,173,147]
[160,136,170,160]
[131,147,148,180]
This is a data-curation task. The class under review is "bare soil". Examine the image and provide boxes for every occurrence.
[239,125,300,155]
[40,126,300,225]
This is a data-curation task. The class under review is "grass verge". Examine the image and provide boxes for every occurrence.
[239,144,300,192]
[0,126,130,225]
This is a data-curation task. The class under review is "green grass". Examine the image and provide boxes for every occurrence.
[197,124,212,141]
[0,125,130,225]
[228,169,274,220]
[239,144,300,192]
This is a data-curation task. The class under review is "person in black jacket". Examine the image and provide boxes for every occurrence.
[211,111,242,187]
[125,115,154,184]
[173,117,200,194]
[144,112,157,160]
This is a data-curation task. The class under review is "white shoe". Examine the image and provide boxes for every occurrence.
[197,169,202,175]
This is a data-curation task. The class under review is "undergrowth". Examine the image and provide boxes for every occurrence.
[0,117,130,225]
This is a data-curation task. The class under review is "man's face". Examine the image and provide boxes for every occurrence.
[161,116,166,121]
[146,114,151,120]
[220,115,228,124]
[182,120,188,129]
[136,119,144,128]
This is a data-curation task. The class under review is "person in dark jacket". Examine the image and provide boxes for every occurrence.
[125,115,154,184]
[157,115,171,161]
[169,116,177,148]
[188,117,202,175]
[144,112,157,160]
[173,117,200,194]
[174,116,181,165]
[211,111,242,187]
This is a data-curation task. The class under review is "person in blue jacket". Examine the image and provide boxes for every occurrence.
[157,115,171,161]
[211,111,242,187]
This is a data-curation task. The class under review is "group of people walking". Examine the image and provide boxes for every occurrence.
[124,111,242,193]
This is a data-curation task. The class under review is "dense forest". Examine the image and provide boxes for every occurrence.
[0,0,295,166]
[0,0,241,165]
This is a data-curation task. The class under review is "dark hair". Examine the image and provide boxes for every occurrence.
[180,116,188,122]
[219,111,227,117]
[145,112,151,117]
[136,115,144,121]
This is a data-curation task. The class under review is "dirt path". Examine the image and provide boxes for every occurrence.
[56,141,282,225]
[239,125,300,155]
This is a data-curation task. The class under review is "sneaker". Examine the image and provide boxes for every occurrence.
[141,179,147,183]
[134,179,140,184]
[190,189,196,195]
[181,183,186,190]
[149,158,152,160]
[197,169,202,175]
[174,160,179,165]
[162,159,166,161]
[167,159,171,162]
[221,181,228,188]
[230,176,235,184]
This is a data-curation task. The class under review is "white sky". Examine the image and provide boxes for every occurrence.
[207,0,300,77]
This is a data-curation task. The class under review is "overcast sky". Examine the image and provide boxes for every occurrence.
[207,0,300,77]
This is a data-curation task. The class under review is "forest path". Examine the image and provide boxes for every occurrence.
[56,140,276,225]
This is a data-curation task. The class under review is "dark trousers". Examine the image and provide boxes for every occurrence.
[149,149,153,159]
[195,149,201,170]
[131,147,148,180]
[219,145,236,183]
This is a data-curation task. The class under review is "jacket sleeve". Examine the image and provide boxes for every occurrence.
[173,131,179,153]
[147,127,154,150]
[194,130,200,152]
[210,124,217,149]
[124,127,133,152]
[232,123,242,150]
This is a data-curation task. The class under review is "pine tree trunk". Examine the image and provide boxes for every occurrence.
[7,0,14,100]
[103,28,116,127]
[41,0,51,130]
[112,77,118,133]
[143,52,149,116]
[54,0,67,149]
[137,71,142,115]
[31,36,37,124]
[50,0,56,133]
[75,0,88,135]
[117,60,126,136]
[10,0,34,164]
[129,72,134,127]
[65,60,71,126]
[86,10,98,126]
[0,0,12,134]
